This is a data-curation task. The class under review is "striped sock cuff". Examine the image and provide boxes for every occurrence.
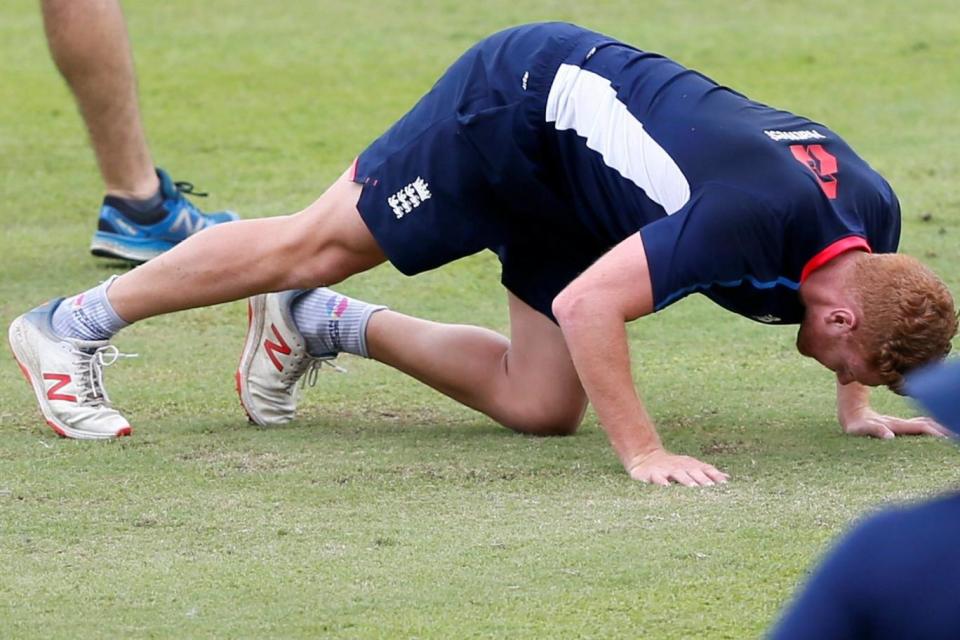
[290,288,386,358]
[52,275,129,341]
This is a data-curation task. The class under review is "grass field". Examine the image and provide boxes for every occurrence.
[1,1,959,638]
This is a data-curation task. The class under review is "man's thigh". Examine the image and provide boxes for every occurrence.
[287,167,388,285]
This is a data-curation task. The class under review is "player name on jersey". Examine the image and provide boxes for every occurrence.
[763,129,828,142]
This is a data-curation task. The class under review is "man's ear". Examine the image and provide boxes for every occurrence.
[826,307,858,335]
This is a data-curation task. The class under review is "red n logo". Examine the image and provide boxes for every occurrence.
[790,144,839,200]
[43,373,77,402]
[263,324,292,372]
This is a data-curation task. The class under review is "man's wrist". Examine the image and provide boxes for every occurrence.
[836,381,872,427]
[838,403,876,426]
[622,443,665,472]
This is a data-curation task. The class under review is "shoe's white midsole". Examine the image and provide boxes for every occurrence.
[236,296,270,426]
[90,236,163,263]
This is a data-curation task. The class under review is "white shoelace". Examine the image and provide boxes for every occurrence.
[72,344,138,407]
[300,357,347,389]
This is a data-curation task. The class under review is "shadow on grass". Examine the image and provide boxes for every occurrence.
[94,260,137,271]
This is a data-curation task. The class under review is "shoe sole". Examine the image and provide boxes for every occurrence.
[90,232,170,263]
[236,296,267,426]
[7,316,132,440]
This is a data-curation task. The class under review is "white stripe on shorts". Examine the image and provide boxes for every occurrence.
[545,63,691,215]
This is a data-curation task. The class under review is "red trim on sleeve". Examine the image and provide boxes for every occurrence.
[349,157,359,181]
[800,236,872,283]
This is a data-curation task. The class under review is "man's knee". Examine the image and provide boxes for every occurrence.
[504,396,587,437]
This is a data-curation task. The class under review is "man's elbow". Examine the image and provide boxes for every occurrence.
[552,286,593,330]
[554,276,650,328]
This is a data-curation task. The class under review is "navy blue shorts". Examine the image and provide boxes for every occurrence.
[352,23,615,320]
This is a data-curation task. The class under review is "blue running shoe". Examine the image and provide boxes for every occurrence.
[90,168,239,263]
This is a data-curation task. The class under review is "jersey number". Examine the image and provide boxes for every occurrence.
[789,144,838,200]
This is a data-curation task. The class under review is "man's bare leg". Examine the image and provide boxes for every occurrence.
[108,168,587,433]
[41,0,156,199]
[107,172,383,321]
[17,164,586,436]
[365,293,588,435]
[10,170,383,438]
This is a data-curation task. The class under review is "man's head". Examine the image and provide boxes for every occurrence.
[797,252,958,392]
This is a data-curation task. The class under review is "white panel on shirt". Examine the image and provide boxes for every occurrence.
[545,63,691,215]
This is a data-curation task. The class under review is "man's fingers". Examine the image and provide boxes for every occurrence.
[670,470,698,487]
[628,451,727,487]
[848,414,953,439]
[850,421,895,439]
[649,471,670,486]
[893,418,949,438]
[672,463,728,487]
[931,420,953,437]
[704,466,729,484]
[911,419,948,438]
[688,469,715,486]
[931,421,953,437]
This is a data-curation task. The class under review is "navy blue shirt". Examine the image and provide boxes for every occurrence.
[545,38,901,324]
[770,493,960,639]
[353,23,901,322]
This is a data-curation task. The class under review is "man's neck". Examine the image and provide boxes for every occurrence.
[799,250,863,307]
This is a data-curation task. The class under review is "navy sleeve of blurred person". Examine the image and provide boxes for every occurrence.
[770,493,960,640]
[768,518,873,639]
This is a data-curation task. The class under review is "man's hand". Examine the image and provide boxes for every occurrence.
[836,380,949,439]
[626,448,730,487]
[841,408,950,439]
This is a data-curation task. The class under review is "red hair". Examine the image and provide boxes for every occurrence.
[851,254,957,393]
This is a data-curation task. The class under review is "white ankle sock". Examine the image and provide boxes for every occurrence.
[290,288,385,357]
[52,276,129,341]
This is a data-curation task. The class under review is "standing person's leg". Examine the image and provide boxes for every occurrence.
[41,0,154,198]
[40,0,238,263]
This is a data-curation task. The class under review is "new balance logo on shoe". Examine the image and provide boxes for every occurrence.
[387,177,432,219]
[169,207,209,235]
[112,217,140,236]
[43,373,76,402]
[263,324,292,372]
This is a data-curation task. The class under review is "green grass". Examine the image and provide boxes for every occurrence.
[1,1,959,638]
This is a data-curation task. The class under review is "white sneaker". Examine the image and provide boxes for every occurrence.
[236,291,341,426]
[8,299,133,439]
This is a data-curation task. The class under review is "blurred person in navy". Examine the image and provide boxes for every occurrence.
[771,359,960,639]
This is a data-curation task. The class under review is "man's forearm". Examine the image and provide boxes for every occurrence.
[554,296,662,467]
[550,234,728,485]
